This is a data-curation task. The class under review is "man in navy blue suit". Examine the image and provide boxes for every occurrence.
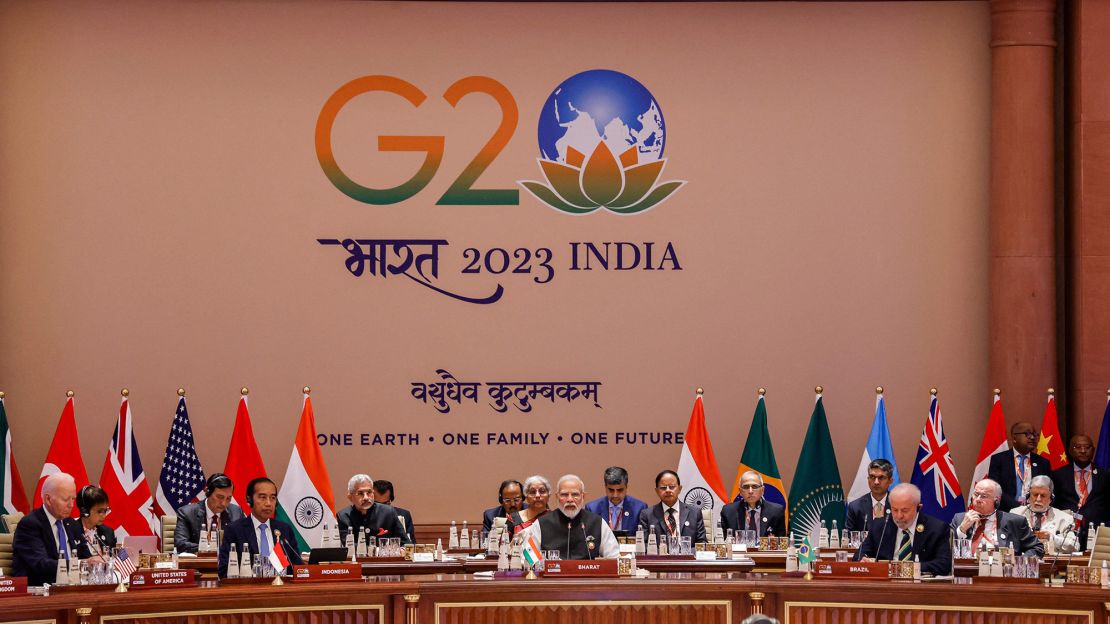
[637,470,707,544]
[856,483,952,576]
[217,477,301,578]
[720,471,786,537]
[987,421,1051,510]
[585,466,648,536]
[373,479,415,543]
[12,472,94,586]
[845,459,894,532]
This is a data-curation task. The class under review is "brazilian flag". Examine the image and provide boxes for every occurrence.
[731,394,787,520]
[788,393,845,544]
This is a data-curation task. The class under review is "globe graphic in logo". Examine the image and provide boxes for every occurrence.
[538,70,665,166]
[520,69,684,215]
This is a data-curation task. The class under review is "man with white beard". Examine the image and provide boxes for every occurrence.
[523,474,620,559]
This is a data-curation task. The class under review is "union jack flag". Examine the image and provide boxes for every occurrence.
[153,395,206,517]
[100,395,159,541]
[909,395,965,523]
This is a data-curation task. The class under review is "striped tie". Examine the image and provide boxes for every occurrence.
[896,529,912,561]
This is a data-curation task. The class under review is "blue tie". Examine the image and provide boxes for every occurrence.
[258,523,271,558]
[55,519,70,559]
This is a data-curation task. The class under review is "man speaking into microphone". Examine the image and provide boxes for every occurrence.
[522,474,619,559]
[855,483,952,575]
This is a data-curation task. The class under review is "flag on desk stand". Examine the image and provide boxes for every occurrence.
[1095,392,1110,471]
[847,388,901,501]
[114,548,137,577]
[224,388,267,510]
[971,390,1008,486]
[522,532,543,568]
[676,390,729,527]
[153,391,207,518]
[730,389,787,518]
[277,388,337,552]
[797,535,816,565]
[1037,390,1069,471]
[788,388,845,544]
[100,391,159,540]
[0,394,30,515]
[909,390,964,523]
[33,393,90,516]
[269,531,292,573]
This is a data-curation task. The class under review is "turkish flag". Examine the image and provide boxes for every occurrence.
[224,395,267,510]
[1038,394,1069,470]
[33,396,91,516]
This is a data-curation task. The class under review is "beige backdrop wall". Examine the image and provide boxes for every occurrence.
[0,1,991,523]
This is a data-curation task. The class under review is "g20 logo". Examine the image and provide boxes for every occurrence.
[315,70,685,214]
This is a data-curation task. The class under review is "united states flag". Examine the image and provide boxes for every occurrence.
[153,395,206,517]
[113,548,137,577]
[909,394,966,523]
[100,395,159,539]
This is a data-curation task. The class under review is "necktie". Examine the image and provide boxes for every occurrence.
[55,519,70,559]
[896,529,912,561]
[609,506,619,529]
[1017,455,1027,502]
[1078,468,1091,508]
[970,520,986,552]
[747,508,757,533]
[1033,512,1044,531]
[258,523,271,557]
[665,508,677,538]
[873,502,884,519]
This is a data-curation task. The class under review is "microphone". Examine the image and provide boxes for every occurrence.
[1047,521,1078,581]
[581,525,594,560]
[875,509,892,560]
[567,522,573,561]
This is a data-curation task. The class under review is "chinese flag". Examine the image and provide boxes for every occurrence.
[1037,393,1069,470]
[223,394,267,510]
[32,396,91,515]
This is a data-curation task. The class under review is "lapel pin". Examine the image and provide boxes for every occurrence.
[684,521,690,527]
[1000,532,1007,540]
[916,524,924,533]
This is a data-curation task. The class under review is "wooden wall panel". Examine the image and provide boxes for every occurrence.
[786,603,1093,624]
[435,601,730,624]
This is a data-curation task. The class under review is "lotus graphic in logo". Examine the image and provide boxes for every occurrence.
[520,69,685,215]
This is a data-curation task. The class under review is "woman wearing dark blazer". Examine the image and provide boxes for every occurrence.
[77,485,117,555]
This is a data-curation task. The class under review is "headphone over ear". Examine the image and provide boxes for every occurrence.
[77,485,95,517]
[206,473,232,497]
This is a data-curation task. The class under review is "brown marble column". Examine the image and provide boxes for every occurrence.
[990,0,1058,426]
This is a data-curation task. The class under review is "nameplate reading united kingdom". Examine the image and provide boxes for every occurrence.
[542,559,618,578]
[129,569,197,589]
[0,577,27,598]
[291,563,363,582]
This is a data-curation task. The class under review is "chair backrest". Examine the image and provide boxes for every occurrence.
[161,515,177,553]
[0,532,14,571]
[1089,524,1110,566]
[1,512,25,534]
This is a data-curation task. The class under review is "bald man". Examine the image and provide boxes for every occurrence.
[12,473,94,586]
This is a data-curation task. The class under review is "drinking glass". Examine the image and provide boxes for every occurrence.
[849,531,862,549]
[545,550,560,560]
[680,536,692,555]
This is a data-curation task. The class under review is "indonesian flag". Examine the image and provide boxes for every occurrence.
[0,396,30,514]
[276,392,337,551]
[100,395,158,539]
[676,392,729,526]
[268,530,291,573]
[33,395,90,515]
[1037,393,1069,470]
[224,394,267,510]
[972,392,1009,486]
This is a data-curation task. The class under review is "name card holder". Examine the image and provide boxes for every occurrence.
[543,559,618,578]
[129,569,198,590]
[635,554,696,561]
[813,561,891,579]
[291,564,363,583]
[0,577,28,598]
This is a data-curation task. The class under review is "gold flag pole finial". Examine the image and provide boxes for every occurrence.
[241,387,249,396]
[758,387,766,397]
[815,385,823,394]
[66,390,75,398]
[178,387,186,397]
[121,388,130,398]
[0,391,5,400]
[993,388,1002,396]
[696,387,704,396]
[876,386,884,395]
[1048,387,1056,396]
[930,387,938,397]
[303,386,311,395]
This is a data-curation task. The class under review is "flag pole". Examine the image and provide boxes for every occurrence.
[304,386,311,395]
[876,386,883,395]
[931,387,938,397]
[67,390,74,398]
[122,388,129,397]
[758,387,766,397]
[178,388,186,397]
[241,386,249,396]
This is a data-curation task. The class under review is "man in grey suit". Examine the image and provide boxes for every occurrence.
[637,470,707,544]
[951,478,1043,557]
[174,473,244,554]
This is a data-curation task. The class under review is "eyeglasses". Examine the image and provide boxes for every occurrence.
[657,485,679,491]
[525,488,548,496]
[1014,430,1037,438]
[739,484,763,491]
[971,492,996,500]
[503,497,523,503]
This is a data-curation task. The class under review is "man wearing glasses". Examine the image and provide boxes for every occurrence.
[720,471,786,536]
[987,422,1050,510]
[482,480,526,534]
[522,474,619,559]
[845,459,894,532]
[951,478,1042,557]
[637,470,707,543]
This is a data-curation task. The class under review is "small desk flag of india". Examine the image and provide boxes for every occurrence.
[522,533,544,567]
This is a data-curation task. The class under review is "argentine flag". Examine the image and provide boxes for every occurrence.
[847,390,901,500]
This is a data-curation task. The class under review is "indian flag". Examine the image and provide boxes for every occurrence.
[276,390,338,552]
[522,533,544,567]
[676,391,729,527]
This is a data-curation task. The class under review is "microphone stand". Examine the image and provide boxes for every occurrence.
[1046,524,1077,584]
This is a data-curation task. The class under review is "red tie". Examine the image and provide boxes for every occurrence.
[665,509,678,537]
[1078,469,1091,508]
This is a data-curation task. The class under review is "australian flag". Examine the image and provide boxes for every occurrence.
[909,394,965,523]
[153,395,207,517]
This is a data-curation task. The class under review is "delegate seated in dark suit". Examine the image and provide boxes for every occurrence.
[1051,435,1108,543]
[393,506,416,544]
[174,500,245,554]
[337,503,413,545]
[987,424,1051,511]
[217,515,300,578]
[720,498,786,537]
[12,507,93,586]
[856,512,952,576]
[951,510,1044,558]
[637,502,707,544]
[86,523,117,553]
[585,494,649,535]
[845,492,889,533]
[482,479,528,533]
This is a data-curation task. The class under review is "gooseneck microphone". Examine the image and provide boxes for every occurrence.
[581,525,594,560]
[876,509,892,560]
[566,522,573,561]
